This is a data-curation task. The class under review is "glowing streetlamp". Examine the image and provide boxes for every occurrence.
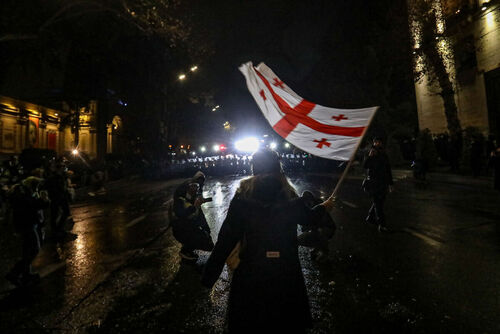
[270,142,277,149]
[72,149,79,156]
[284,143,291,148]
[235,137,260,153]
[200,146,206,152]
[179,74,186,80]
[213,144,220,152]
[190,65,198,72]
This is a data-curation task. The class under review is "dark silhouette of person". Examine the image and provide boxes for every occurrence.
[363,138,394,232]
[202,148,334,333]
[491,146,500,191]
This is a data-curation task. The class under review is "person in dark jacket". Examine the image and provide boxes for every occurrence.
[297,190,336,263]
[172,172,213,261]
[363,138,394,232]
[5,177,49,287]
[491,146,500,191]
[44,161,73,241]
[201,149,334,333]
[173,171,206,201]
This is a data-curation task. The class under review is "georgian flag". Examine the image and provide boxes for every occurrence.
[239,62,378,161]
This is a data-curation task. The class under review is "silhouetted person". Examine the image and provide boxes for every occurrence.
[492,146,500,191]
[486,136,497,176]
[470,138,483,177]
[363,138,394,232]
[45,161,73,241]
[5,177,49,287]
[172,172,213,261]
[202,149,334,333]
[297,191,336,262]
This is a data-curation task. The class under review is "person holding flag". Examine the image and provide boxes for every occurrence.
[202,148,335,333]
[201,62,380,331]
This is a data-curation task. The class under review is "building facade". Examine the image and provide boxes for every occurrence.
[410,0,500,139]
[0,95,99,158]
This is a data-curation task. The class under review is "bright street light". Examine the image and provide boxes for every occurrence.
[270,142,277,149]
[72,149,79,156]
[179,74,186,80]
[190,65,198,72]
[284,143,291,148]
[200,146,206,152]
[235,137,260,153]
[213,144,220,152]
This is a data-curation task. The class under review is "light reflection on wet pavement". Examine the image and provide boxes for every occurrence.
[1,174,500,333]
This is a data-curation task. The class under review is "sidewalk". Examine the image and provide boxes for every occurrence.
[425,171,495,189]
[326,171,500,333]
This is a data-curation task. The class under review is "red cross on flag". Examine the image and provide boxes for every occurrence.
[239,62,378,161]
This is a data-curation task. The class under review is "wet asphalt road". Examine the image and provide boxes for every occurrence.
[1,173,500,333]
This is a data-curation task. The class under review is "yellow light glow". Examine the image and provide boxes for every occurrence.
[485,11,495,28]
[190,66,198,72]
[179,74,186,80]
[433,1,445,34]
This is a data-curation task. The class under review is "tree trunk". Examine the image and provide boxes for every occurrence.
[425,41,462,139]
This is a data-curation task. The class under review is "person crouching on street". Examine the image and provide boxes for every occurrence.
[5,176,49,287]
[297,190,336,263]
[172,182,214,261]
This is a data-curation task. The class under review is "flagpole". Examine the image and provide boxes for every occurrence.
[327,107,379,201]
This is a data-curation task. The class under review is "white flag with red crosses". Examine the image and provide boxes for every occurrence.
[239,62,378,161]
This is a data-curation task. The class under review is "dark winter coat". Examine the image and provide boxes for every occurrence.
[44,172,68,201]
[171,181,213,251]
[201,174,328,333]
[492,153,500,190]
[363,150,393,193]
[9,184,48,232]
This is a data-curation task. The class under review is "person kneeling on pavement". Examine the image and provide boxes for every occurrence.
[297,191,336,263]
[5,176,49,287]
[172,182,214,260]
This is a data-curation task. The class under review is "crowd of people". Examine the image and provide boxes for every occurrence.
[166,153,344,179]
[168,136,500,333]
[1,155,77,287]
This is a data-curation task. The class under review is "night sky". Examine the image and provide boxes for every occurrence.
[193,0,414,139]
[0,0,415,146]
